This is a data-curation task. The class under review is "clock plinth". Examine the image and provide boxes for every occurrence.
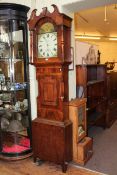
[32,118,72,172]
[28,5,72,172]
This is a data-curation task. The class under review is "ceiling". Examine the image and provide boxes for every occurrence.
[74,4,117,40]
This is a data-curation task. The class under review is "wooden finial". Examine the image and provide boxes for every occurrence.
[30,9,37,21]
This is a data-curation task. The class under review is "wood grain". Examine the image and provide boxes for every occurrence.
[0,157,102,175]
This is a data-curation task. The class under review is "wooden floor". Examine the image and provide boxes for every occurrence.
[0,157,103,175]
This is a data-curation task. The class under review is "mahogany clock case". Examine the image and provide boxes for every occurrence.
[28,5,73,172]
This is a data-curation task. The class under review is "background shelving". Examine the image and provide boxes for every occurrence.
[76,64,107,129]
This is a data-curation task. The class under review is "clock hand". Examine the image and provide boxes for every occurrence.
[47,47,54,56]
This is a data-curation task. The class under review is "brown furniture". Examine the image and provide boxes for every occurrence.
[69,98,87,143]
[106,71,117,127]
[77,137,93,165]
[28,5,72,173]
[107,71,117,99]
[76,65,107,129]
[69,98,93,165]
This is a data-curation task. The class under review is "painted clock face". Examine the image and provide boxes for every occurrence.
[38,32,57,58]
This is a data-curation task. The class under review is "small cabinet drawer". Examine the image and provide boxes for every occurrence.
[77,137,93,165]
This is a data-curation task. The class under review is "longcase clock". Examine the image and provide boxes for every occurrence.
[28,5,72,172]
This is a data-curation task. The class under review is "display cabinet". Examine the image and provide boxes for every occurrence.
[0,3,32,159]
[106,71,117,127]
[76,64,107,129]
[69,98,93,165]
[69,98,87,143]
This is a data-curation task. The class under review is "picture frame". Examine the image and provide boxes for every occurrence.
[69,47,74,70]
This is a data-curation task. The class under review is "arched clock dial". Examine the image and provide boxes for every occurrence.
[38,32,57,58]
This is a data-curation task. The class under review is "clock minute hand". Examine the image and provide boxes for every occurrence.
[47,47,54,57]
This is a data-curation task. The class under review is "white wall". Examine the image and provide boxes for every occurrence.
[75,40,98,65]
[69,15,76,100]
[35,0,62,13]
[0,0,31,6]
[79,40,117,70]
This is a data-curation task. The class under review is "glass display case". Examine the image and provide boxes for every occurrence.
[0,3,32,159]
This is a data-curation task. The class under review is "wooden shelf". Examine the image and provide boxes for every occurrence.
[87,98,107,110]
[87,80,104,86]
[76,64,107,129]
[0,89,27,93]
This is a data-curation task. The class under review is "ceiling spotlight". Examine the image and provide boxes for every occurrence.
[75,35,101,40]
[75,35,117,41]
[104,6,109,23]
[109,37,117,41]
